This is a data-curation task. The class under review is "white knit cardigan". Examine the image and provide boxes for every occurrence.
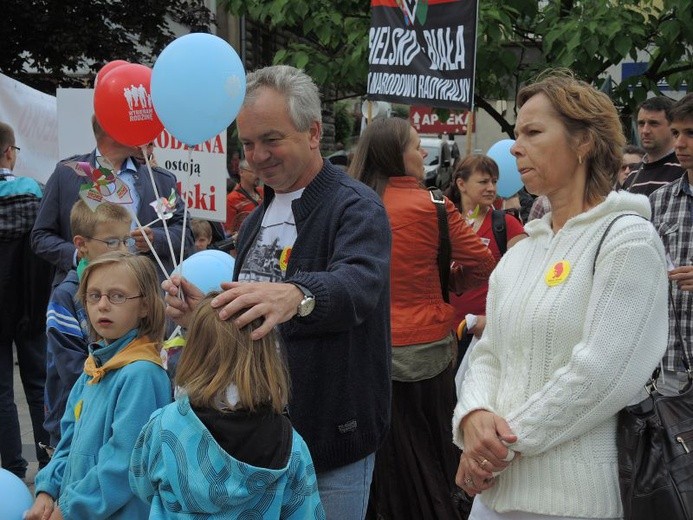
[453,191,669,518]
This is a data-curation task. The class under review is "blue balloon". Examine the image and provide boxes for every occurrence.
[175,249,235,294]
[0,468,33,520]
[151,33,246,146]
[487,139,523,198]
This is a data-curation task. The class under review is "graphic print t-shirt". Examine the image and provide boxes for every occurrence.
[238,189,304,282]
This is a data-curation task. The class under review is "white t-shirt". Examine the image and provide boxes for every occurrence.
[238,189,304,282]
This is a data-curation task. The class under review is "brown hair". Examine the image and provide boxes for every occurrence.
[349,117,411,198]
[175,294,290,414]
[70,199,132,238]
[517,69,624,204]
[77,252,165,342]
[0,122,15,152]
[667,93,693,124]
[446,154,499,212]
[190,218,212,241]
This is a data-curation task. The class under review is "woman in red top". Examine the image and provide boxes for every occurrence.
[351,118,496,520]
[224,160,264,236]
[446,155,527,348]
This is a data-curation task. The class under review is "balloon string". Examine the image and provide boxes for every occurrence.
[130,210,171,281]
[142,145,178,272]
[141,216,162,228]
[178,147,194,281]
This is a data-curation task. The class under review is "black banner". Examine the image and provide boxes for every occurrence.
[368,0,478,110]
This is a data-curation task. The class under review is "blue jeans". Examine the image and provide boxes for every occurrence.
[317,453,375,520]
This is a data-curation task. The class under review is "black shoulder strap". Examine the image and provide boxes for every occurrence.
[429,188,451,303]
[491,210,508,256]
[592,213,643,274]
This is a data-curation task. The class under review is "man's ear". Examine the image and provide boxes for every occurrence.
[308,121,322,150]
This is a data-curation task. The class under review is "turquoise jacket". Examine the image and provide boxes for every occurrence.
[129,396,325,519]
[35,330,172,519]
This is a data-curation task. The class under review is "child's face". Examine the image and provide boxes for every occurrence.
[85,264,147,343]
[194,235,211,252]
[77,221,132,261]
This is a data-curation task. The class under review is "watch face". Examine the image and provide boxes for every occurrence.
[298,296,315,317]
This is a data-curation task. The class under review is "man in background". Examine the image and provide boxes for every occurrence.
[0,121,51,479]
[623,96,684,196]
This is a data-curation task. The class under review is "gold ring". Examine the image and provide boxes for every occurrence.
[463,476,473,487]
[480,458,489,469]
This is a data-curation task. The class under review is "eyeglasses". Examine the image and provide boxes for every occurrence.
[5,145,19,153]
[85,292,143,305]
[85,236,136,249]
[620,162,641,172]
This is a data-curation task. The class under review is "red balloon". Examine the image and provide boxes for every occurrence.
[94,60,129,87]
[94,64,164,147]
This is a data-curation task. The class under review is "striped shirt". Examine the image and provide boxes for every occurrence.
[650,174,693,371]
[623,150,684,196]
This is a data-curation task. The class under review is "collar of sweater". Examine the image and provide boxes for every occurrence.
[643,150,679,169]
[524,189,651,239]
[89,328,139,364]
[261,159,343,221]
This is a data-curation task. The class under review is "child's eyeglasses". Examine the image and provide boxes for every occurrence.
[85,236,136,249]
[86,292,143,305]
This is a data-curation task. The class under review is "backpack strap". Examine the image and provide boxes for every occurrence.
[429,188,451,303]
[491,210,508,256]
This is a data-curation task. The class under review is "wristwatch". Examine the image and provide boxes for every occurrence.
[292,283,315,317]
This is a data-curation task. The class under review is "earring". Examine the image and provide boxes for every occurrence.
[578,155,583,165]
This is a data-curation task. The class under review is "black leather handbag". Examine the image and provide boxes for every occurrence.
[617,371,693,520]
[617,279,693,519]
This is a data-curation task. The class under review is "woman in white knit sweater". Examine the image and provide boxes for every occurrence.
[453,71,669,519]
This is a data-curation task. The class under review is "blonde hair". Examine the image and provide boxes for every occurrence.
[175,294,290,414]
[517,69,625,204]
[77,252,165,342]
[70,199,132,238]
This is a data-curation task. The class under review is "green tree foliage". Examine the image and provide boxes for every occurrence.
[223,0,692,135]
[334,101,355,145]
[1,0,214,94]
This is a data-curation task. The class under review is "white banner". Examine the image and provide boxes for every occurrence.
[57,88,227,222]
[0,73,58,184]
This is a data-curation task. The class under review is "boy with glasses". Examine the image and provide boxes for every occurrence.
[43,200,132,447]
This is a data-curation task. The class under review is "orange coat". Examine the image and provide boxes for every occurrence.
[383,176,496,346]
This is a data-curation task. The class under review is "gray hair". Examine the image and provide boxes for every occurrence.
[244,65,322,133]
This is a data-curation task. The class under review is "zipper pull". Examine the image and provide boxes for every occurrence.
[677,436,690,453]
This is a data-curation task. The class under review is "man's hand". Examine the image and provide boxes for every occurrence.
[161,275,205,328]
[670,266,693,292]
[24,492,55,520]
[213,282,304,340]
[130,226,155,252]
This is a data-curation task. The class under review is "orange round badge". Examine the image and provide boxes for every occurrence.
[545,260,571,286]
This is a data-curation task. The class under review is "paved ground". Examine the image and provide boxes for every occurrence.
[13,356,40,491]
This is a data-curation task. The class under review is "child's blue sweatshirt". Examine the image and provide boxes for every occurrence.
[130,395,325,519]
[35,329,171,519]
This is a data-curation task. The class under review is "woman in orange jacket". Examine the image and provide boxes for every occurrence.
[350,117,496,520]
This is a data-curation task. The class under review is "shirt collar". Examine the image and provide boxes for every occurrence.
[94,148,137,173]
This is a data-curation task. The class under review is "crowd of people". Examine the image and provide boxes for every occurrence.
[0,64,691,520]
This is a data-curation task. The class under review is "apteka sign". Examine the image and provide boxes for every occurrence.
[368,0,478,110]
